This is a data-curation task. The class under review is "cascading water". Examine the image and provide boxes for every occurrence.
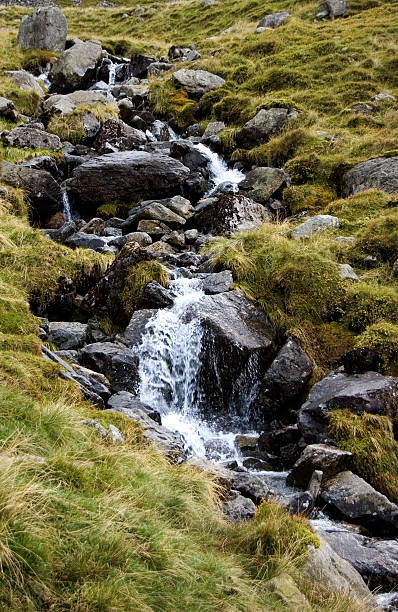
[135,276,241,461]
[62,189,72,222]
[107,62,116,99]
[195,142,245,195]
[35,71,51,90]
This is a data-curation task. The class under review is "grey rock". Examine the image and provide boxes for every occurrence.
[321,471,398,536]
[79,342,139,393]
[124,308,158,348]
[107,391,161,424]
[372,92,396,103]
[341,348,383,375]
[292,214,339,239]
[65,232,109,251]
[125,231,152,246]
[340,263,359,281]
[94,119,147,153]
[185,228,199,243]
[145,241,176,254]
[173,69,225,97]
[48,321,88,350]
[201,270,233,294]
[203,121,225,138]
[17,7,67,53]
[149,119,170,142]
[255,11,290,33]
[81,112,100,139]
[5,70,44,97]
[239,167,290,204]
[141,281,173,308]
[166,195,195,219]
[298,370,398,444]
[44,90,107,115]
[122,200,187,233]
[147,62,173,78]
[162,230,185,248]
[223,490,256,522]
[187,456,234,490]
[287,444,352,488]
[279,490,315,516]
[79,218,106,235]
[1,126,61,151]
[48,221,76,243]
[316,0,347,19]
[195,193,272,235]
[55,349,79,364]
[82,419,124,443]
[49,39,102,93]
[343,157,398,196]
[129,53,156,78]
[232,471,270,505]
[137,219,171,237]
[236,107,299,149]
[0,96,17,121]
[113,78,149,99]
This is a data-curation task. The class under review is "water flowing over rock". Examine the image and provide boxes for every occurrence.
[49,39,102,93]
[17,7,67,53]
[172,69,226,97]
[343,156,398,196]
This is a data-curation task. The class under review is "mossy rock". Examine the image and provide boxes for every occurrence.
[344,283,398,331]
[356,322,398,375]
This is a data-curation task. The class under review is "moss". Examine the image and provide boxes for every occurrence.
[96,202,132,219]
[356,322,398,375]
[283,185,335,215]
[47,102,118,144]
[249,67,310,93]
[0,77,42,116]
[344,283,398,331]
[326,189,398,233]
[120,260,169,316]
[329,410,398,502]
[21,49,57,74]
[354,209,398,263]
[284,154,321,185]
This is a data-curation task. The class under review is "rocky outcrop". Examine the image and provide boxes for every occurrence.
[17,7,67,53]
[298,370,398,443]
[255,11,290,33]
[79,342,139,394]
[49,39,102,93]
[194,193,272,235]
[1,126,62,152]
[173,69,225,97]
[320,471,398,536]
[235,107,299,149]
[66,151,190,209]
[0,160,62,225]
[343,156,398,196]
[239,167,290,204]
[286,444,352,488]
[291,215,339,239]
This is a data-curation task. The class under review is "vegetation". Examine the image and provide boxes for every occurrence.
[120,260,170,316]
[47,101,119,144]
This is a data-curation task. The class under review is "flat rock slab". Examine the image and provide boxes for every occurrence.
[1,127,62,152]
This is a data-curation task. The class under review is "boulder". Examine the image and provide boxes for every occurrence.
[194,193,272,235]
[255,11,290,33]
[79,218,106,236]
[107,391,161,424]
[47,321,88,350]
[125,231,152,247]
[239,167,290,204]
[298,370,398,444]
[168,45,201,62]
[235,107,299,150]
[66,151,190,208]
[17,7,67,53]
[291,214,339,239]
[231,471,270,505]
[320,471,398,536]
[49,39,102,93]
[166,195,195,220]
[122,200,187,233]
[286,444,352,488]
[0,160,62,226]
[124,308,158,348]
[79,342,139,393]
[187,456,234,490]
[170,140,210,173]
[173,69,225,97]
[65,232,109,251]
[341,348,383,375]
[343,157,398,196]
[0,97,17,121]
[147,62,173,78]
[316,0,348,19]
[260,338,313,411]
[259,424,303,467]
[302,537,377,607]
[44,90,108,115]
[94,119,147,153]
[339,263,359,281]
[318,528,398,590]
[149,119,170,142]
[129,53,156,78]
[141,281,173,308]
[223,490,256,522]
[200,270,233,294]
[5,70,44,97]
[203,121,225,138]
[1,126,61,152]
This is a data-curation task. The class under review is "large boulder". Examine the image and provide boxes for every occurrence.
[343,156,398,196]
[239,167,290,204]
[66,151,190,209]
[286,444,352,488]
[255,11,290,33]
[44,90,108,115]
[223,490,256,522]
[173,69,225,97]
[49,39,102,93]
[0,160,62,225]
[318,528,398,590]
[129,53,156,78]
[1,126,62,152]
[235,107,299,150]
[47,321,88,350]
[17,7,67,53]
[79,342,139,394]
[194,193,272,235]
[5,70,44,97]
[197,290,275,426]
[94,119,147,153]
[320,471,398,537]
[298,370,398,443]
[316,0,347,19]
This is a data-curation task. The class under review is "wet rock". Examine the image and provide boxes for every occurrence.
[236,107,299,150]
[195,193,272,235]
[341,348,383,374]
[291,214,339,239]
[170,140,209,173]
[286,444,352,488]
[343,156,398,196]
[5,69,44,97]
[261,338,313,412]
[44,90,108,115]
[318,529,398,590]
[124,308,158,348]
[298,370,398,444]
[316,0,347,19]
[0,161,62,226]
[47,321,88,350]
[141,281,173,308]
[259,424,304,467]
[173,69,225,97]
[232,471,270,505]
[223,490,256,522]
[79,342,139,393]
[148,119,170,141]
[2,126,61,151]
[162,230,185,248]
[65,232,109,251]
[94,119,147,153]
[255,11,290,33]
[320,471,398,537]
[0,97,17,121]
[302,537,376,607]
[239,167,290,204]
[17,7,67,53]
[107,391,161,424]
[49,39,102,93]
[130,52,156,78]
[279,490,315,516]
[146,241,176,254]
[201,270,233,294]
[67,151,190,209]
[82,418,124,443]
[187,456,234,490]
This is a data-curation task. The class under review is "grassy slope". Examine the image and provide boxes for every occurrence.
[0,0,396,608]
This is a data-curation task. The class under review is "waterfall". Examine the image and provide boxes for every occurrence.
[62,189,72,222]
[35,71,51,90]
[135,277,240,461]
[107,62,116,99]
[195,142,245,194]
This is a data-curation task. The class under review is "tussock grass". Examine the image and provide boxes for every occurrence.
[47,102,119,144]
[120,260,170,316]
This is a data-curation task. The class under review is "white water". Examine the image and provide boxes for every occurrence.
[35,71,51,90]
[107,62,116,99]
[195,142,245,195]
[62,189,72,222]
[135,277,242,461]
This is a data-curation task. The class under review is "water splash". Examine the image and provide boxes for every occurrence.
[107,62,116,99]
[35,71,51,90]
[195,142,245,194]
[62,189,72,222]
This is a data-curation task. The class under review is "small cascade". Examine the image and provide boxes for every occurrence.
[62,189,72,222]
[145,129,157,142]
[195,142,245,194]
[168,126,179,141]
[35,71,51,90]
[107,62,116,99]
